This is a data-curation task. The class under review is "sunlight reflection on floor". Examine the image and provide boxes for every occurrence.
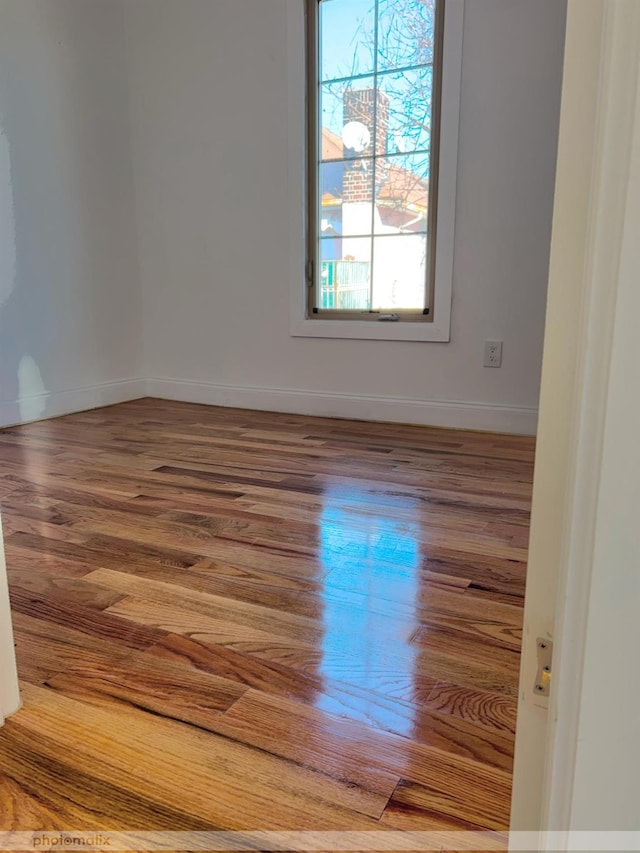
[316,484,419,735]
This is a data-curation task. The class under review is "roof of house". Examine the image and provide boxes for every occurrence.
[322,127,344,161]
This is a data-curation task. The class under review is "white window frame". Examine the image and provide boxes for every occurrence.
[288,0,464,342]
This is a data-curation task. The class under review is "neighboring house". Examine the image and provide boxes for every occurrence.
[319,87,429,310]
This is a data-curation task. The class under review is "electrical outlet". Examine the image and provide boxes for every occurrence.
[484,340,503,368]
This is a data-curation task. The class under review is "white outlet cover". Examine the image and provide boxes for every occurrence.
[484,340,503,368]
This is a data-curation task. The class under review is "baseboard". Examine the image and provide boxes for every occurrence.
[0,378,147,429]
[0,698,22,726]
[147,377,539,435]
[0,376,539,434]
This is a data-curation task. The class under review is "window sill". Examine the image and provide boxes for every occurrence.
[290,317,451,342]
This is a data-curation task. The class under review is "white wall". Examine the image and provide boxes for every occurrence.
[0,0,143,428]
[125,0,567,434]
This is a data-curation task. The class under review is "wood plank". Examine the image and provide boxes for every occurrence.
[6,571,125,611]
[424,682,518,736]
[106,596,323,648]
[5,529,205,572]
[4,684,393,825]
[0,772,93,831]
[215,690,403,798]
[2,548,95,579]
[13,616,246,713]
[91,568,331,644]
[11,612,143,685]
[0,737,215,830]
[93,569,424,657]
[9,586,168,651]
[384,777,511,831]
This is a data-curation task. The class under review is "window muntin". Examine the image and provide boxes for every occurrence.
[308,0,444,321]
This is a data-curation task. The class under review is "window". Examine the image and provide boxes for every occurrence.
[293,0,462,342]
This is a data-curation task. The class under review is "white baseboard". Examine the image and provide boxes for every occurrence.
[0,378,146,429]
[0,376,539,434]
[0,698,22,726]
[147,377,539,435]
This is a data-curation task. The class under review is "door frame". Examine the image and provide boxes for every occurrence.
[510,0,640,839]
[0,514,20,724]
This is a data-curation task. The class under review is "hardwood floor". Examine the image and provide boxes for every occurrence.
[0,399,534,841]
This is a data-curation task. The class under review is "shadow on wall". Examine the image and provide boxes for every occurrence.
[0,113,48,425]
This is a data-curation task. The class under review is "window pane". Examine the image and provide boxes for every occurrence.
[321,78,375,160]
[320,237,372,310]
[379,66,434,154]
[320,0,375,83]
[371,234,427,310]
[320,161,375,237]
[377,0,437,72]
[374,152,429,234]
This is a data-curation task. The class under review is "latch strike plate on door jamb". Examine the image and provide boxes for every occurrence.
[534,638,553,697]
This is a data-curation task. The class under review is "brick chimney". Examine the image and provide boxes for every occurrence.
[342,87,389,204]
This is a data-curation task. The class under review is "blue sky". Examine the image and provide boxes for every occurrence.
[320,0,376,83]
[320,0,435,83]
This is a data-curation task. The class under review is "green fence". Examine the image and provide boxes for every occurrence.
[320,260,370,310]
